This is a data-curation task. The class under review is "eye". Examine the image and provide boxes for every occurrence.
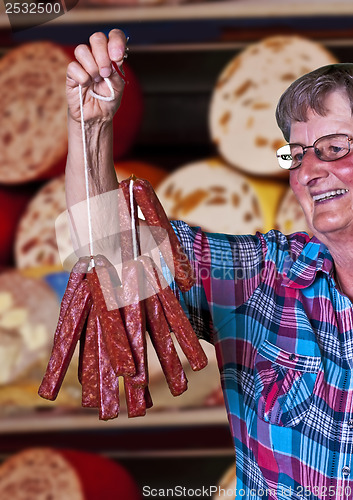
[293,152,303,163]
[329,145,344,154]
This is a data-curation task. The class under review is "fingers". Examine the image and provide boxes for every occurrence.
[69,29,128,87]
[90,32,112,78]
[67,60,92,89]
[108,29,128,66]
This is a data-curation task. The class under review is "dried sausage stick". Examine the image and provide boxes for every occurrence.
[86,267,135,377]
[144,387,153,409]
[54,257,90,343]
[118,181,150,415]
[95,254,121,288]
[38,280,92,401]
[141,256,208,372]
[145,292,188,397]
[123,382,154,417]
[80,307,100,408]
[97,315,120,420]
[120,260,147,387]
[118,178,141,263]
[124,381,146,418]
[132,178,195,292]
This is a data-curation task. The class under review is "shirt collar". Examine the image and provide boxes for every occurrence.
[282,235,334,289]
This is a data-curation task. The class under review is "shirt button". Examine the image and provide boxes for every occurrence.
[342,466,351,476]
[348,419,353,427]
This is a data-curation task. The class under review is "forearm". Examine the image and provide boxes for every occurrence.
[65,116,118,207]
[65,117,120,261]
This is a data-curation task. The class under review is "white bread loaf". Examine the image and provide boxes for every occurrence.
[0,271,59,386]
[209,36,338,176]
[156,158,264,235]
[0,448,84,500]
[0,42,69,183]
[0,448,142,500]
[15,176,67,269]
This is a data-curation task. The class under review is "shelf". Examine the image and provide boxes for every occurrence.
[0,407,233,459]
[0,406,228,434]
[1,0,353,29]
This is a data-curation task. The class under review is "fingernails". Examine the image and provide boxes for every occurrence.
[94,75,103,83]
[100,66,111,78]
[111,50,123,61]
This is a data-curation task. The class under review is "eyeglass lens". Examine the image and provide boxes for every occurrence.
[277,134,350,169]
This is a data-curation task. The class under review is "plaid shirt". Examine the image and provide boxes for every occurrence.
[170,220,353,500]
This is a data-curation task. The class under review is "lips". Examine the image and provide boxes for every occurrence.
[312,189,349,203]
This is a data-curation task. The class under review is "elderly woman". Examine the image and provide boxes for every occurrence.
[66,30,353,499]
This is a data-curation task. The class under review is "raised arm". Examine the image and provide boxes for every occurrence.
[65,29,127,208]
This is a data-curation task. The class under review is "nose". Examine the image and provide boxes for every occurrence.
[295,148,329,186]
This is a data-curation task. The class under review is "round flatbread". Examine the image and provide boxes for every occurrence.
[15,176,67,270]
[209,36,338,176]
[156,158,264,234]
[0,448,142,500]
[0,42,69,183]
[0,270,59,385]
[0,448,84,500]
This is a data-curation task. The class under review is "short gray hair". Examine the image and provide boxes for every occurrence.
[276,63,353,142]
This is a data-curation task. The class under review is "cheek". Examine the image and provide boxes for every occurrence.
[289,172,300,195]
[289,173,309,208]
[332,158,353,184]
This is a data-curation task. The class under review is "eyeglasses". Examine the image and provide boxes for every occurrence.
[276,134,353,170]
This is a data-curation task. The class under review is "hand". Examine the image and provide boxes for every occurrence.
[66,29,127,124]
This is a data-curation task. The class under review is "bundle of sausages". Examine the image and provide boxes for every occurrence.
[38,177,208,419]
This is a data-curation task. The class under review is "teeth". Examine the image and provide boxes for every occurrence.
[313,189,349,202]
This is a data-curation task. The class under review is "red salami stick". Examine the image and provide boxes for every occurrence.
[81,308,100,408]
[38,280,92,401]
[132,178,195,292]
[86,267,135,377]
[54,257,90,343]
[120,260,147,387]
[124,380,146,418]
[118,178,141,263]
[144,387,153,409]
[97,315,120,420]
[145,292,187,397]
[141,256,208,372]
[117,182,151,415]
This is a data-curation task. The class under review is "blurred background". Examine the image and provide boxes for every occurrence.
[0,0,352,498]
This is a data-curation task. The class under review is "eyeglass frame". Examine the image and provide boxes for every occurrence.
[276,133,353,170]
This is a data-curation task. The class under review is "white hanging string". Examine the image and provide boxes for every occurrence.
[129,179,139,260]
[78,77,115,270]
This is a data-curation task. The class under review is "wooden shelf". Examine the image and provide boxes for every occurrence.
[0,407,228,434]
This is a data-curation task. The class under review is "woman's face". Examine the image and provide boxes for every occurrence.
[289,90,353,242]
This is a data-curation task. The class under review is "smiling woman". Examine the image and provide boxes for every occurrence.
[277,77,353,290]
[64,32,353,498]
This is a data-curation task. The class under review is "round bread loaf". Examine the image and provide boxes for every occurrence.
[0,270,59,385]
[156,158,273,235]
[0,42,69,184]
[0,448,142,500]
[209,36,338,176]
[275,186,311,235]
[15,176,67,270]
